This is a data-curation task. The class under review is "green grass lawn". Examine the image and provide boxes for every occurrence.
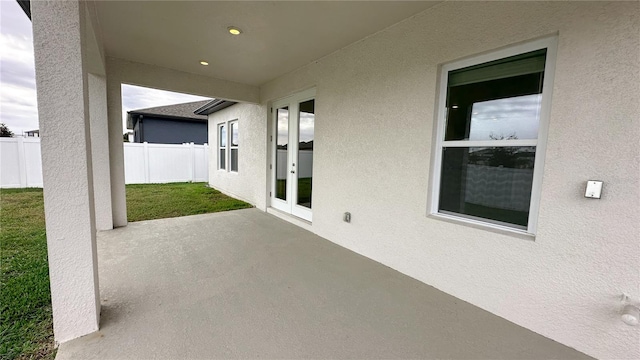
[125,182,251,222]
[0,188,53,360]
[0,183,251,360]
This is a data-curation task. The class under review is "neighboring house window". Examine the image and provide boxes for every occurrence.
[219,124,226,170]
[218,120,239,172]
[430,37,556,235]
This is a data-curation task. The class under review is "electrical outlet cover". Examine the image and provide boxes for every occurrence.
[585,180,603,199]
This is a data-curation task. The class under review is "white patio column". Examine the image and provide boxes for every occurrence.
[32,0,100,343]
[106,75,127,227]
[88,74,113,230]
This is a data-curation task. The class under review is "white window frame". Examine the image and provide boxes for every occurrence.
[429,36,558,236]
[218,123,226,171]
[218,119,239,172]
[229,120,238,173]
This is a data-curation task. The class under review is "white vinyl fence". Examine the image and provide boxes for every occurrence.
[0,138,209,188]
[123,142,209,184]
[0,137,43,188]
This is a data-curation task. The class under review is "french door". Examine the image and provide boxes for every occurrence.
[271,88,315,221]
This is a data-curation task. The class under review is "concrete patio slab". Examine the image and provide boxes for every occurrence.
[56,209,591,359]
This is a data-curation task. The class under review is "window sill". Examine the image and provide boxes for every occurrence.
[427,212,536,241]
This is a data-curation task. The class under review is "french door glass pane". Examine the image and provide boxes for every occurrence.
[297,99,314,208]
[439,146,536,228]
[276,107,289,200]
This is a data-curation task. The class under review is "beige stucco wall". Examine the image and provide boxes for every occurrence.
[208,103,268,211]
[222,2,639,359]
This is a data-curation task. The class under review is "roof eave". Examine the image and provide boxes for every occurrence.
[17,0,31,20]
[127,111,208,123]
[193,99,237,116]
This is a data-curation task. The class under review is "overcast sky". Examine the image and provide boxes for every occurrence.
[0,0,209,136]
[120,85,209,132]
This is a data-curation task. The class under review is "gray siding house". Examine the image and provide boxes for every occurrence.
[126,100,211,144]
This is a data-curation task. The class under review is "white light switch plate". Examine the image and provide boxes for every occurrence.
[585,181,603,199]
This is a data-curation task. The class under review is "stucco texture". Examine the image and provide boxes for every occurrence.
[208,103,268,210]
[88,73,113,231]
[32,0,101,343]
[231,2,640,359]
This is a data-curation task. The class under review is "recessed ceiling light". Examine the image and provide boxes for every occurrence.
[227,26,242,35]
[200,61,209,66]
[451,105,459,109]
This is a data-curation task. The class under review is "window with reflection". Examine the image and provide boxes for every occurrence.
[230,121,238,172]
[275,107,289,201]
[218,120,238,172]
[440,147,535,227]
[433,44,553,232]
[297,99,314,208]
[218,124,226,170]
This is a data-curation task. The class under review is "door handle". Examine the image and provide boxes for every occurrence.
[290,170,295,174]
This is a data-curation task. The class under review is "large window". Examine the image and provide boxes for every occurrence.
[430,38,557,235]
[218,120,238,172]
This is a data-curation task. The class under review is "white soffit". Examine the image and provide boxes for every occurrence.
[95,1,441,86]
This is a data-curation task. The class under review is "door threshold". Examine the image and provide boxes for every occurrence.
[266,207,314,233]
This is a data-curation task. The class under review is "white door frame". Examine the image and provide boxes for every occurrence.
[270,87,316,222]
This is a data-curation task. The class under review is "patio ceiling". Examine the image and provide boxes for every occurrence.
[94,1,442,86]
